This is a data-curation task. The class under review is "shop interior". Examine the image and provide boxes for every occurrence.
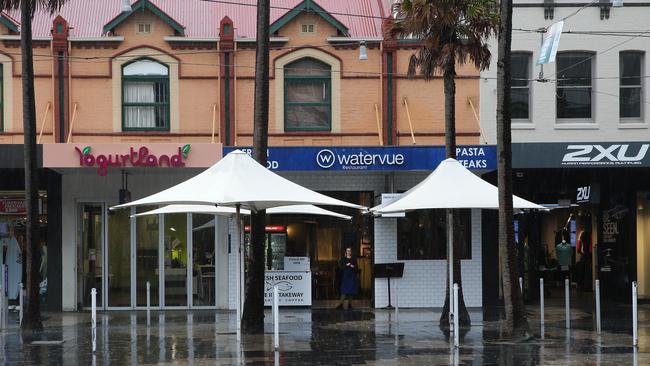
[245,191,374,307]
[636,192,650,300]
[0,191,48,310]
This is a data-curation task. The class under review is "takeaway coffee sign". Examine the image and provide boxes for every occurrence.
[43,143,222,175]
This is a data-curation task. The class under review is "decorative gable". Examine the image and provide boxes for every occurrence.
[103,0,185,36]
[270,0,348,36]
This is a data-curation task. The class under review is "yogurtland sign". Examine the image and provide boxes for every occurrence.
[44,143,222,175]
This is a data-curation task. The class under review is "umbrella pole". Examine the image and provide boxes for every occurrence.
[448,210,454,333]
[236,204,242,328]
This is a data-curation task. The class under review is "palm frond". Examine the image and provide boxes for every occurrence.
[0,0,67,16]
[390,0,499,78]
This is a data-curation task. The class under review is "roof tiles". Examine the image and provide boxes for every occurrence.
[6,0,388,39]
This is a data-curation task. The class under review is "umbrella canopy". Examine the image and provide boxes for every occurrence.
[132,204,352,220]
[112,150,363,211]
[372,158,544,213]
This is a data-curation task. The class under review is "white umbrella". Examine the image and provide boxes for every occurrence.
[131,204,353,221]
[372,158,544,213]
[371,158,544,328]
[112,150,363,327]
[113,150,363,211]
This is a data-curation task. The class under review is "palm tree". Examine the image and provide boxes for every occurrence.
[391,0,498,327]
[0,0,66,332]
[496,0,531,338]
[242,0,270,334]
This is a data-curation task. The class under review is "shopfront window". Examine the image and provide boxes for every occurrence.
[620,51,644,120]
[0,191,47,305]
[192,214,216,306]
[397,209,472,260]
[284,57,331,131]
[122,59,170,131]
[556,52,593,120]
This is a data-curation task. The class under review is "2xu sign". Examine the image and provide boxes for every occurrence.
[562,144,650,166]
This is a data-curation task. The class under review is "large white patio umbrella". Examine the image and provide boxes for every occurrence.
[112,150,363,325]
[371,158,544,328]
[132,204,352,221]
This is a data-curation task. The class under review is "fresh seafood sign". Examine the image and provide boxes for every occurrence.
[264,271,312,306]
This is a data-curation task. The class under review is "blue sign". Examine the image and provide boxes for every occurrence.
[224,146,496,171]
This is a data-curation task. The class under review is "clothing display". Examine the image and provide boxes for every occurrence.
[555,241,573,271]
[0,237,22,300]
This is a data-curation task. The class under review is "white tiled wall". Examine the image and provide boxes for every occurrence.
[373,209,483,308]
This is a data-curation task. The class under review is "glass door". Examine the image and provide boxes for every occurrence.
[136,207,160,307]
[163,213,188,307]
[192,214,216,307]
[107,207,131,307]
[79,204,104,308]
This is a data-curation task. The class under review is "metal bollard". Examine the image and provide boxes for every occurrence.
[633,281,638,347]
[19,283,23,325]
[146,281,151,326]
[539,278,544,326]
[565,278,570,329]
[273,285,279,350]
[91,288,97,353]
[394,280,399,324]
[453,283,459,348]
[595,279,601,334]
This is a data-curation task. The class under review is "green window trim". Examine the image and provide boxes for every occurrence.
[283,58,332,132]
[284,76,332,132]
[121,62,170,132]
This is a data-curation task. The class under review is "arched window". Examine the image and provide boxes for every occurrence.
[284,58,331,131]
[122,59,170,130]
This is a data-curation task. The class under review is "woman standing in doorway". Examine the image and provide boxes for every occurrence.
[336,247,358,309]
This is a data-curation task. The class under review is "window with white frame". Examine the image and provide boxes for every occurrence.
[511,52,531,120]
[300,24,315,34]
[122,59,170,131]
[619,51,643,120]
[556,52,593,120]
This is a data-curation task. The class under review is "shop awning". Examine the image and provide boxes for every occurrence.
[131,204,352,220]
[371,158,544,213]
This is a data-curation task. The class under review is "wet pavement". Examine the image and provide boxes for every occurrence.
[0,302,649,365]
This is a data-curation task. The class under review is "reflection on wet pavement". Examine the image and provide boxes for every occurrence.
[0,305,649,365]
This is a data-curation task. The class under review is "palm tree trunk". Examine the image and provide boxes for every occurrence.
[496,0,531,338]
[439,56,470,327]
[20,0,43,332]
[242,0,270,334]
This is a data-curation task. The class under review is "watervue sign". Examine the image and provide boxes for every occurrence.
[226,146,496,171]
[513,142,650,168]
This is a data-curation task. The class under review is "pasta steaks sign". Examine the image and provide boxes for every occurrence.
[43,143,222,175]
[76,145,191,176]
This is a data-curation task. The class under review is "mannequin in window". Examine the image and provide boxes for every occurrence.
[555,232,573,280]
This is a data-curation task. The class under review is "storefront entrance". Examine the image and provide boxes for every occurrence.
[77,203,226,310]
